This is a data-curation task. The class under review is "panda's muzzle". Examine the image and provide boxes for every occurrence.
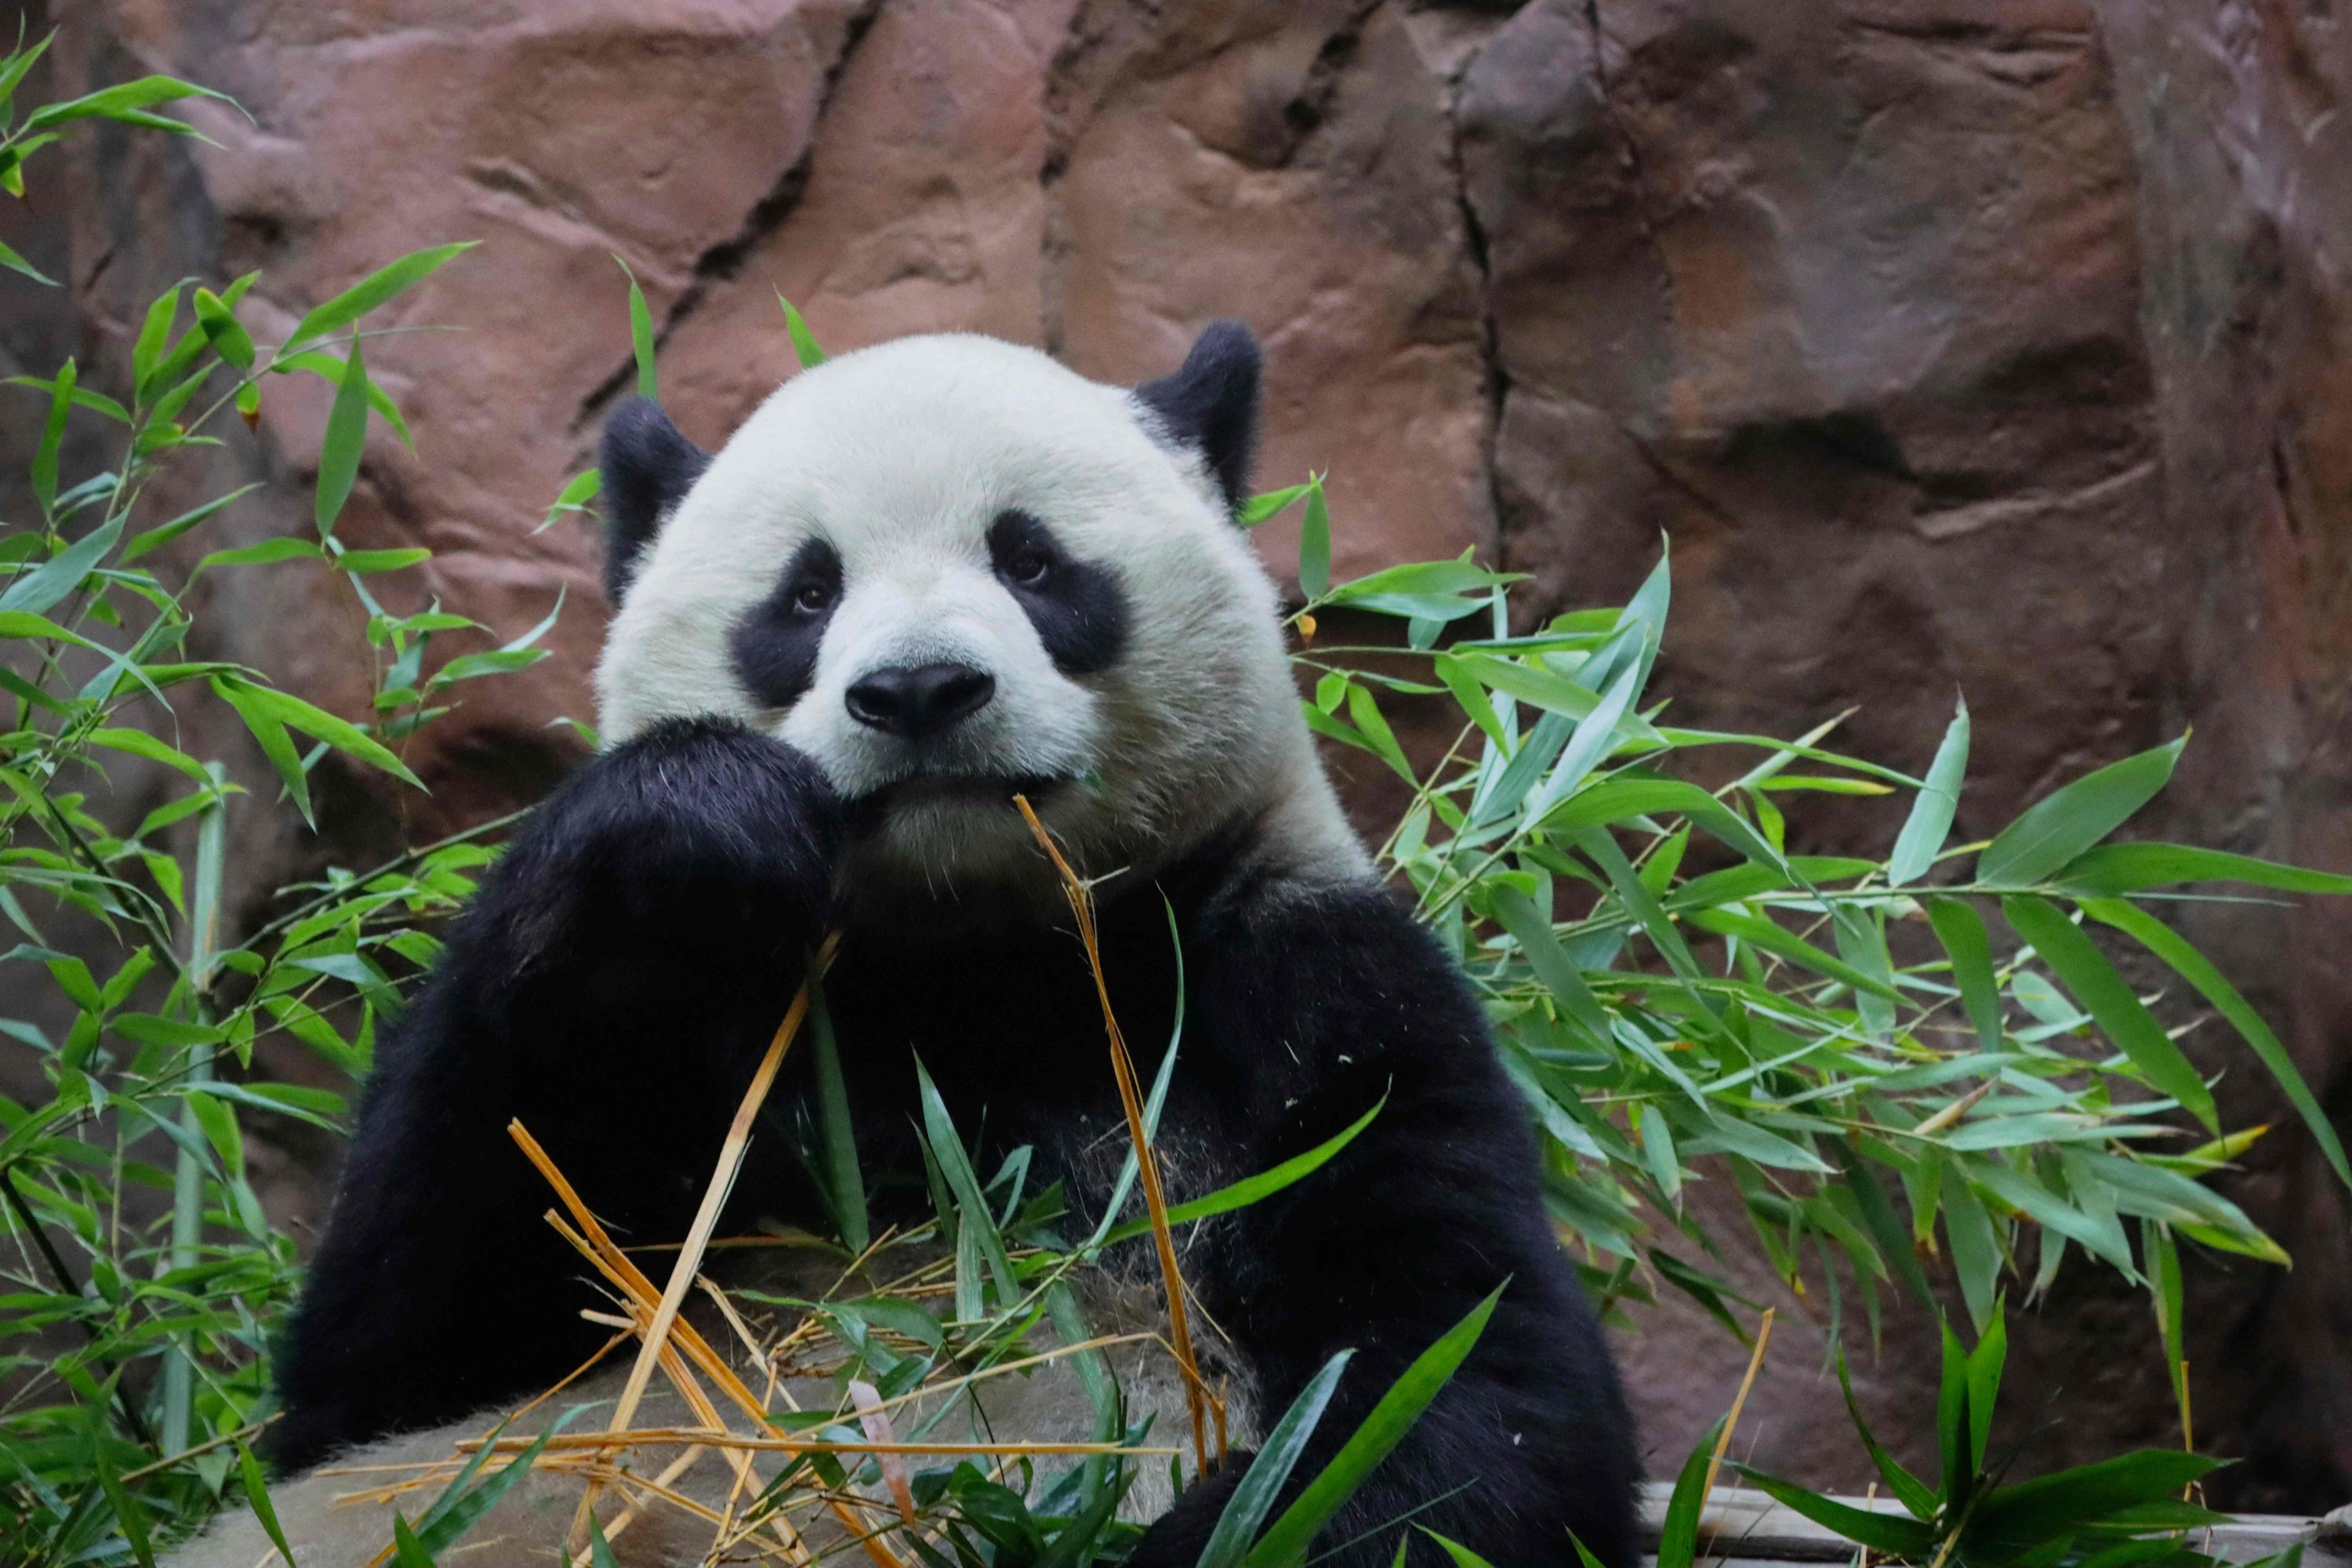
[844,660,996,740]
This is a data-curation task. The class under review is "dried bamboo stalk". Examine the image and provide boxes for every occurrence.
[1013,794,1220,1475]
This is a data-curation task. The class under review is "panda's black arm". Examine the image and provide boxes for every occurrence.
[1136,878,1640,1568]
[267,719,839,1473]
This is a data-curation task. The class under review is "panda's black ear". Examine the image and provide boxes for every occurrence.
[598,397,712,603]
[1134,321,1261,517]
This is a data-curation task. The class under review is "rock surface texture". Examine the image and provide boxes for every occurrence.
[5,0,2350,1509]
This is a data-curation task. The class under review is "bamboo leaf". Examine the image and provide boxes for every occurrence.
[1296,475,1331,602]
[1099,1094,1385,1247]
[2002,895,2218,1133]
[280,241,476,355]
[315,338,372,537]
[1199,1352,1352,1568]
[1978,739,2183,886]
[619,256,658,398]
[1247,1285,1503,1565]
[1890,696,1968,884]
[778,292,826,368]
[2084,897,2351,1191]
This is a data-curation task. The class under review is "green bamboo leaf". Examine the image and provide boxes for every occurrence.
[777,292,826,368]
[619,256,658,398]
[86,727,211,782]
[1247,1285,1504,1565]
[315,337,372,537]
[1963,1308,2005,1475]
[1936,1316,1970,1500]
[132,280,183,390]
[1,514,122,615]
[271,348,413,446]
[0,234,55,285]
[0,31,57,115]
[193,537,324,574]
[280,241,476,355]
[88,1405,156,1568]
[216,677,426,790]
[335,548,432,575]
[237,1444,298,1568]
[913,1057,1018,1307]
[1890,696,1968,884]
[1199,1352,1352,1568]
[2082,897,2349,1191]
[1490,887,1610,1039]
[1835,1350,1937,1519]
[1969,1450,2224,1548]
[6,377,132,426]
[125,482,262,561]
[1965,1158,2135,1273]
[1923,896,2003,1054]
[22,72,229,134]
[193,285,254,368]
[539,466,601,534]
[2143,1219,2187,1417]
[1978,739,2183,886]
[1237,481,1313,528]
[2002,895,2217,1133]
[2057,842,2352,898]
[1685,908,1899,1000]
[808,978,867,1255]
[1724,1465,1938,1559]
[31,355,73,512]
[1943,1178,1998,1335]
[1421,1533,1499,1568]
[1297,474,1330,601]
[1098,1093,1385,1246]
[390,1513,435,1568]
[1656,1417,1727,1568]
[1539,777,1785,869]
[212,677,312,826]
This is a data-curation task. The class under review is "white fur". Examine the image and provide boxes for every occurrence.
[596,333,1366,891]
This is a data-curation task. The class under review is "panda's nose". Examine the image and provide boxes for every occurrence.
[844,662,996,739]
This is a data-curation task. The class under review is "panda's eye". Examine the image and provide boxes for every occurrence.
[1004,546,1051,586]
[792,580,834,613]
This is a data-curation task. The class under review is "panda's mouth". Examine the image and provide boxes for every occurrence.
[844,772,1073,828]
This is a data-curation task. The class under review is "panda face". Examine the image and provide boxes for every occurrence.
[593,329,1357,893]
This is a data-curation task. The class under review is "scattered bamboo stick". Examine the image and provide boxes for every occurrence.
[601,931,842,1444]
[458,1430,1178,1458]
[1701,1307,1775,1507]
[849,1379,919,1526]
[1013,793,1221,1477]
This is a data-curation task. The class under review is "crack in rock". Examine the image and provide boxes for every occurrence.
[569,0,889,432]
[1583,0,1676,328]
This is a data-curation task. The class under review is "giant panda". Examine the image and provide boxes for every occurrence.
[170,325,1638,1567]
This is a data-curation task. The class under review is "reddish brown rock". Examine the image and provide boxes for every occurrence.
[5,0,2351,1509]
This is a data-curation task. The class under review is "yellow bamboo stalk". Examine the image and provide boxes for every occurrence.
[1013,794,1220,1476]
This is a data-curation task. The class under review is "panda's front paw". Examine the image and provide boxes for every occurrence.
[1125,1460,1250,1567]
[555,718,844,906]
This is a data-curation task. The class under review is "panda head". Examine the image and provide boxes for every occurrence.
[593,325,1365,902]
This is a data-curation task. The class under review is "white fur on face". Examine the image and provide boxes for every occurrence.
[595,333,1365,889]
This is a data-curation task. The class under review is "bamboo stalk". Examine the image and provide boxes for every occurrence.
[159,762,228,1456]
[1012,795,1220,1475]
[1701,1306,1774,1505]
[459,1431,1178,1457]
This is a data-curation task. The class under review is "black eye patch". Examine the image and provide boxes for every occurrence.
[730,538,844,709]
[987,511,1127,675]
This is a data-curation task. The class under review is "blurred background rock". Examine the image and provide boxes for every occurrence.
[2,0,2347,1512]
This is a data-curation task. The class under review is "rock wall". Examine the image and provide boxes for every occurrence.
[5,0,2349,1508]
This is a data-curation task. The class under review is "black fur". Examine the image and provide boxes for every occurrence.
[1135,321,1261,515]
[271,725,1639,1566]
[731,538,846,709]
[987,510,1129,673]
[597,397,711,603]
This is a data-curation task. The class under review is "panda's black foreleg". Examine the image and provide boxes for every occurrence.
[267,719,840,1473]
[1127,880,1640,1568]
